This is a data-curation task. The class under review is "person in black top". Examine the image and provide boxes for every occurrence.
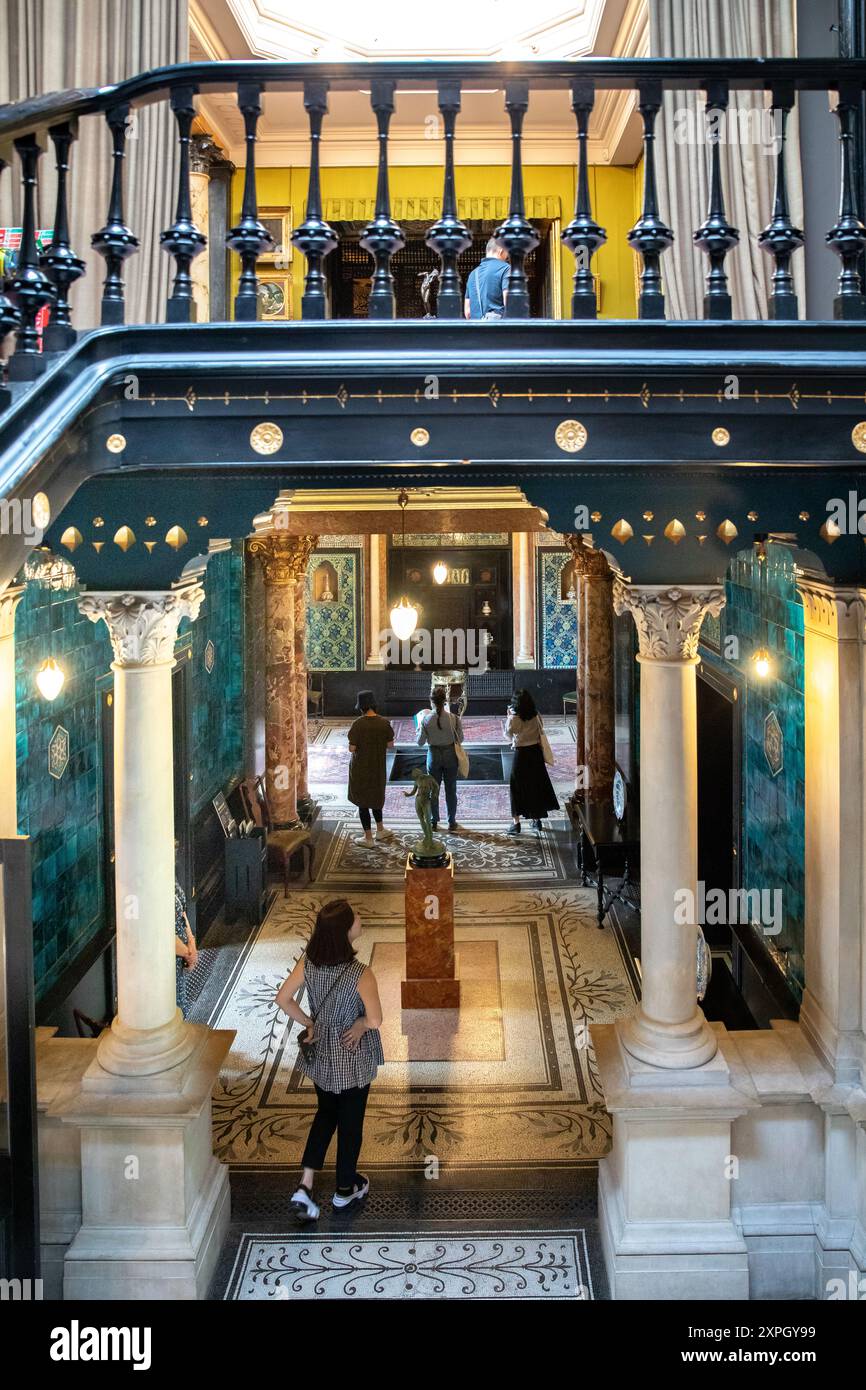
[464,238,511,319]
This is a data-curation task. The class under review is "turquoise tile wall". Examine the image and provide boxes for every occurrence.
[16,540,246,1000]
[700,546,805,1001]
[539,550,578,669]
[15,574,113,1000]
[179,542,246,815]
[306,550,360,671]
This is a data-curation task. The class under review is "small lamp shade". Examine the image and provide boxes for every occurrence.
[36,656,65,701]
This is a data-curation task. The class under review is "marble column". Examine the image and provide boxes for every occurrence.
[566,536,615,803]
[79,586,204,1077]
[797,577,866,1085]
[512,530,535,669]
[612,580,725,1069]
[292,536,317,812]
[0,584,24,837]
[189,135,217,323]
[366,533,388,667]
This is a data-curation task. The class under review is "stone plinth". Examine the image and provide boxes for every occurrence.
[402,854,460,1009]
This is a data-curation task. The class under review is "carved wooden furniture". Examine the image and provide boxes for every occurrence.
[239,775,315,893]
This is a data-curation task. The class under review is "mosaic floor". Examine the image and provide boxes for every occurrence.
[201,713,631,1300]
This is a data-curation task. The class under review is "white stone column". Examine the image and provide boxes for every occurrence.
[79,586,204,1078]
[513,530,535,669]
[613,581,725,1069]
[0,584,24,837]
[797,577,866,1086]
[366,533,387,667]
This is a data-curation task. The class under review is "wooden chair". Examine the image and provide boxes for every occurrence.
[307,671,324,719]
[239,776,315,895]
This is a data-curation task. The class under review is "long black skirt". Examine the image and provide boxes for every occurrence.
[509,742,559,818]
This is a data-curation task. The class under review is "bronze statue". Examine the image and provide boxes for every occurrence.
[404,767,446,862]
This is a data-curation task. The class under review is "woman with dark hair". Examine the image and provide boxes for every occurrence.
[505,688,558,836]
[416,687,464,833]
[275,898,383,1221]
[347,690,395,847]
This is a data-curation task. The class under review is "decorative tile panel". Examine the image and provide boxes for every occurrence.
[539,550,577,669]
[306,549,359,671]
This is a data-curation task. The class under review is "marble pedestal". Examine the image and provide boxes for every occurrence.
[593,1021,753,1300]
[402,854,460,1009]
[36,1029,98,1300]
[58,1026,233,1301]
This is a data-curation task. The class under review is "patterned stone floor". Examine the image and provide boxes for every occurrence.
[203,715,631,1300]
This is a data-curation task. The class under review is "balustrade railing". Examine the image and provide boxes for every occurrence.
[0,57,864,385]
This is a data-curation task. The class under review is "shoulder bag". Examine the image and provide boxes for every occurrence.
[452,712,470,778]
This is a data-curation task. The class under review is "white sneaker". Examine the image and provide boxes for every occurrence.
[353,835,375,848]
[332,1173,370,1209]
[290,1185,320,1222]
[375,827,394,842]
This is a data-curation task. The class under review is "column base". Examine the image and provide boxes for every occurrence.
[620,1006,719,1070]
[59,1028,234,1301]
[93,1008,197,1083]
[593,1022,753,1300]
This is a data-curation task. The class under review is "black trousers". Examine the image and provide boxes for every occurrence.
[301,1083,370,1189]
[358,807,383,831]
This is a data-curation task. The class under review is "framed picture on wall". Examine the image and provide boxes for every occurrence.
[213,791,236,839]
[258,272,292,321]
[257,207,292,264]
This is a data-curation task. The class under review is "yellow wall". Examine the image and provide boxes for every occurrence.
[231,162,642,321]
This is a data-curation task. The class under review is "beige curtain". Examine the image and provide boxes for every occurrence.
[648,0,806,319]
[0,0,188,330]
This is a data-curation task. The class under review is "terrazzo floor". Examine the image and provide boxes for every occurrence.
[201,715,632,1300]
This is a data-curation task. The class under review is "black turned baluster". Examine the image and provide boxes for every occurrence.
[292,81,337,320]
[0,159,22,403]
[627,82,674,320]
[7,134,56,380]
[91,104,140,326]
[826,80,866,320]
[160,85,207,323]
[495,81,539,319]
[40,122,85,351]
[227,82,273,322]
[693,81,739,320]
[360,80,405,319]
[562,80,607,320]
[758,85,803,321]
[426,80,471,318]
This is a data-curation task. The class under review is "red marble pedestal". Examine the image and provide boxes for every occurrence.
[401,854,460,1009]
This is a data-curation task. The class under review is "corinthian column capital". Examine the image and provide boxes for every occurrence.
[249,533,318,585]
[0,583,24,639]
[613,581,725,662]
[79,586,205,666]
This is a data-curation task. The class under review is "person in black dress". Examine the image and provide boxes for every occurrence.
[505,689,559,835]
[347,690,395,847]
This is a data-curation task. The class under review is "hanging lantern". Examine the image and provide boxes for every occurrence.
[36,656,65,701]
[390,488,419,640]
[433,560,448,585]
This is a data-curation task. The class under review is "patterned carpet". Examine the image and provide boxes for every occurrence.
[201,713,630,1300]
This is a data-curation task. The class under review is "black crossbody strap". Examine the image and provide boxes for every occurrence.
[304,957,355,1024]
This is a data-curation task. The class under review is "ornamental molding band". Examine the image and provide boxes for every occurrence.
[612,581,726,661]
[0,583,24,638]
[796,576,866,641]
[249,534,319,584]
[78,587,205,665]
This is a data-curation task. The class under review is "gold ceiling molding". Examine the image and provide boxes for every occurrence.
[322,195,561,223]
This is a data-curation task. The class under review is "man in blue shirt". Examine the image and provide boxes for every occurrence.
[464,239,511,319]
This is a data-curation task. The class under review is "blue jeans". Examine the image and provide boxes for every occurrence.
[427,746,458,827]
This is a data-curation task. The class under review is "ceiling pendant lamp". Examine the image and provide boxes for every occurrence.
[389,488,419,641]
[433,559,448,585]
[36,655,65,701]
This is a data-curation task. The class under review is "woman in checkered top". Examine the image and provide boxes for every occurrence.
[276,898,383,1222]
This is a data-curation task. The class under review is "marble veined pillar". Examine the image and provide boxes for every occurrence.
[0,584,24,837]
[292,537,317,811]
[613,580,725,1069]
[566,536,615,803]
[513,531,535,669]
[79,586,204,1076]
[249,536,298,825]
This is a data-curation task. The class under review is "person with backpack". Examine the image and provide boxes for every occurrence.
[416,687,464,834]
